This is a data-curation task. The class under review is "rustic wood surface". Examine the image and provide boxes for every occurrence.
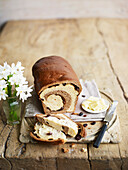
[0,19,128,170]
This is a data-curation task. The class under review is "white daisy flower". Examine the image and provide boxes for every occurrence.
[16,61,24,72]
[0,62,11,79]
[8,74,28,86]
[16,85,33,102]
[0,89,8,100]
[0,79,7,90]
[26,85,33,94]
[19,93,27,102]
[10,63,18,74]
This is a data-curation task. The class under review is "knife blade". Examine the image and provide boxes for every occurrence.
[93,100,118,148]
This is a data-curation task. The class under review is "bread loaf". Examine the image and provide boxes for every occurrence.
[36,113,78,137]
[32,56,82,114]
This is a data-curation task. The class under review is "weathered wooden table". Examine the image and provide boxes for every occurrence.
[0,19,128,170]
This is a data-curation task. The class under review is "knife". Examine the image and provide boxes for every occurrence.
[93,100,118,148]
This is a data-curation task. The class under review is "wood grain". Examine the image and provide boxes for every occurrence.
[0,19,128,169]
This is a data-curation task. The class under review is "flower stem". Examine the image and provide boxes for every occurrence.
[7,83,12,97]
[8,97,19,123]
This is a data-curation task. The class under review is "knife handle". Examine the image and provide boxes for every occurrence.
[93,122,108,148]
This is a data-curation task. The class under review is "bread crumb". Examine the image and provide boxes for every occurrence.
[70,143,76,148]
[62,148,69,153]
[81,148,87,152]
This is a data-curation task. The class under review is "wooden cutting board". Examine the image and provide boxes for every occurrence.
[0,19,128,170]
[19,89,121,144]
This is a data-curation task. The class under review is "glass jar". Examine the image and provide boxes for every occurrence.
[3,96,21,125]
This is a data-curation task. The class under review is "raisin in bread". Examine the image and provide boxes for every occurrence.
[32,56,82,114]
[36,113,78,137]
[30,122,66,144]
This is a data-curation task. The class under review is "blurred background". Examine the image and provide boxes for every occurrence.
[0,0,128,28]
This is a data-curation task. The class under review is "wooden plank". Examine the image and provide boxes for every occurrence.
[96,19,128,169]
[89,144,122,170]
[0,125,12,156]
[0,158,11,170]
[0,115,5,135]
[0,124,12,170]
[97,19,128,100]
[57,143,90,170]
[0,101,11,170]
[64,18,124,169]
[8,158,56,170]
[0,19,128,169]
[5,125,58,170]
[0,101,5,134]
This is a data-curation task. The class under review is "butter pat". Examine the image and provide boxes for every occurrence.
[82,96,109,113]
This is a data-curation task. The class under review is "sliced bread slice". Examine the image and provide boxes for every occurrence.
[30,122,66,144]
[36,113,78,137]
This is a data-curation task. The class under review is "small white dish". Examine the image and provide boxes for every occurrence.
[81,97,109,114]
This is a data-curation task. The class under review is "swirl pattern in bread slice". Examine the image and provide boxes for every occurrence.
[40,83,79,114]
[30,122,66,144]
[36,113,78,137]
